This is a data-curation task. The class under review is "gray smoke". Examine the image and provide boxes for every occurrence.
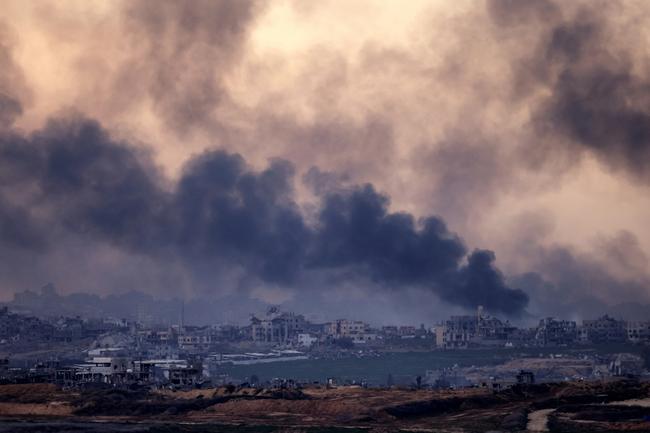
[0,116,528,315]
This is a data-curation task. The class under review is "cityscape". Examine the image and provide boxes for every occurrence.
[1,295,649,387]
[0,292,649,432]
[2,0,650,431]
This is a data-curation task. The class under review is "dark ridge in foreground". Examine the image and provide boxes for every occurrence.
[0,380,648,432]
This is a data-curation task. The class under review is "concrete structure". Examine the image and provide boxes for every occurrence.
[72,355,131,384]
[297,333,318,347]
[251,311,307,343]
[327,319,369,338]
[626,321,650,343]
[443,315,478,348]
[351,333,378,344]
[434,326,446,348]
[178,332,212,351]
[582,315,627,344]
[535,318,578,346]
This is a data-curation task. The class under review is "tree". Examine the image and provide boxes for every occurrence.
[250,374,260,385]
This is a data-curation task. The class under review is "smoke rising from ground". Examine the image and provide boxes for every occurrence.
[0,119,527,314]
[0,0,649,318]
[0,116,527,315]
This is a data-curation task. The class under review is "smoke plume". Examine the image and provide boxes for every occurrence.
[0,116,528,315]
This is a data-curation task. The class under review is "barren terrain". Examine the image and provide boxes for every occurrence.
[0,380,648,432]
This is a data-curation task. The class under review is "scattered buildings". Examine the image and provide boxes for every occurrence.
[0,304,648,389]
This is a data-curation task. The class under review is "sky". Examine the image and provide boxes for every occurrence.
[0,0,649,324]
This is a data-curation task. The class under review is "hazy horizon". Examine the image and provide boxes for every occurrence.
[1,0,650,323]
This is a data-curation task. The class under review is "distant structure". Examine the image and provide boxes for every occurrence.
[625,321,650,343]
[516,370,535,384]
[535,318,577,346]
[582,315,627,344]
[250,310,307,344]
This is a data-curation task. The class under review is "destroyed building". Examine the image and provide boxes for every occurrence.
[582,315,627,344]
[535,318,578,346]
[250,310,307,344]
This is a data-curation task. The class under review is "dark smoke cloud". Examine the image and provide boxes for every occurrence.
[0,116,528,315]
[173,152,309,284]
[489,0,650,181]
[506,214,650,320]
[448,249,527,315]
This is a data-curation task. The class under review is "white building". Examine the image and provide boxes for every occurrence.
[297,333,318,347]
[73,355,131,383]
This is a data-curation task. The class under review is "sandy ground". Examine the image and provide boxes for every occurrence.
[0,380,647,432]
[608,397,650,407]
[0,401,72,416]
[526,408,554,432]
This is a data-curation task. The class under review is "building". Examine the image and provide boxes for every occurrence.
[178,327,214,351]
[582,315,627,344]
[577,326,589,344]
[398,326,416,337]
[250,311,307,344]
[132,359,189,383]
[443,316,478,348]
[351,332,379,344]
[71,348,133,384]
[626,321,650,343]
[297,333,318,347]
[516,370,535,384]
[610,353,644,376]
[535,318,577,346]
[433,326,446,348]
[477,315,516,344]
[327,319,369,338]
[381,326,399,337]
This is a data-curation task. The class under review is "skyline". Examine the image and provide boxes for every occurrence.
[1,0,649,322]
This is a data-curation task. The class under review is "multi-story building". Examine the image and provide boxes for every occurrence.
[138,328,178,345]
[351,332,379,344]
[381,326,399,337]
[70,349,132,384]
[433,325,446,347]
[443,315,478,348]
[626,321,650,343]
[0,307,56,343]
[577,326,589,344]
[582,315,627,344]
[178,332,213,351]
[477,315,517,342]
[326,319,369,338]
[535,318,578,346]
[250,311,307,343]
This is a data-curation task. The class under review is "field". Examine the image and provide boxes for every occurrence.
[217,344,642,384]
